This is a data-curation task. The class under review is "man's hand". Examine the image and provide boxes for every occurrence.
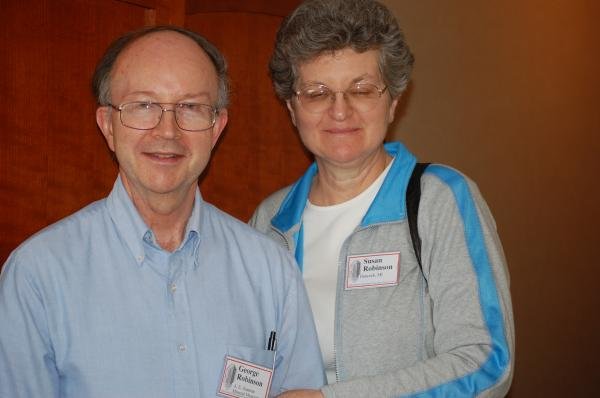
[277,389,324,398]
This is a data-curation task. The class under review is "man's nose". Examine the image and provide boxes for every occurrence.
[152,108,181,139]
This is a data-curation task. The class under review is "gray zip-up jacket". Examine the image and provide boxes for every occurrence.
[250,142,514,397]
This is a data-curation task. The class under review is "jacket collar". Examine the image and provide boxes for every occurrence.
[272,141,417,232]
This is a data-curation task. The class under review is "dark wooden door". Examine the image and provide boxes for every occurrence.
[186,2,310,220]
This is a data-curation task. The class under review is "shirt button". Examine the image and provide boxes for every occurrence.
[178,344,187,352]
[170,283,177,293]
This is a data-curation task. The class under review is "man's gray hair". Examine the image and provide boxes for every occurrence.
[270,0,414,100]
[92,25,229,109]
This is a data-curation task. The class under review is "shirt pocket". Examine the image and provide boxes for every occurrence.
[226,344,275,370]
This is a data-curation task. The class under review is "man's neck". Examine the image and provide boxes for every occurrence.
[122,177,196,252]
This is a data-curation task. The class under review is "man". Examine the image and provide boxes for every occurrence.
[0,26,325,398]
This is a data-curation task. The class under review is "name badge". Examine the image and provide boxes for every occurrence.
[345,252,400,290]
[218,356,273,398]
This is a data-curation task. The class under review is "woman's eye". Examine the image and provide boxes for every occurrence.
[349,86,375,96]
[305,90,328,100]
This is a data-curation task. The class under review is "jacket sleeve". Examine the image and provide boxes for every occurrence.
[321,166,514,398]
[0,251,60,398]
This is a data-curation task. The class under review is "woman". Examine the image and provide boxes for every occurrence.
[251,1,514,397]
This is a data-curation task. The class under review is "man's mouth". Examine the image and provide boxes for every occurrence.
[144,152,183,162]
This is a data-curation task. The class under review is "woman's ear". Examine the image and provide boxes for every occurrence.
[387,96,399,124]
[286,100,297,127]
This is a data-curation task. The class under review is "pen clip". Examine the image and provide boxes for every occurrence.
[267,330,277,351]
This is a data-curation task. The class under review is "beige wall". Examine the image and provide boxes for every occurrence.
[381,0,600,396]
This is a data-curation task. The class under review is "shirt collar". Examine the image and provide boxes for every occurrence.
[106,176,203,266]
[186,189,202,269]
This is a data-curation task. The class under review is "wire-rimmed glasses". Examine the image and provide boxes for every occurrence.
[109,102,218,132]
[295,82,388,113]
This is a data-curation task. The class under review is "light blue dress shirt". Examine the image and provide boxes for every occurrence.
[0,177,325,398]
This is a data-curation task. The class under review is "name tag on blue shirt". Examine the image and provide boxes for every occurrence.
[218,356,273,398]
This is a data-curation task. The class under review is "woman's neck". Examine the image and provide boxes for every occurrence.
[310,149,391,206]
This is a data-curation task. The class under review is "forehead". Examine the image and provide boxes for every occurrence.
[296,48,381,84]
[111,31,218,99]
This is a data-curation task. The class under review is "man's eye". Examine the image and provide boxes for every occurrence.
[132,102,153,110]
[178,103,198,110]
[122,102,154,114]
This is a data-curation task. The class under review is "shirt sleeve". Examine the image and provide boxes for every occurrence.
[321,167,514,398]
[269,249,326,395]
[0,251,60,398]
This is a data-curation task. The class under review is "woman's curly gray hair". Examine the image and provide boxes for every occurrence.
[270,0,414,100]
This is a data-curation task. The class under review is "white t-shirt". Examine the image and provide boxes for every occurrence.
[302,160,393,384]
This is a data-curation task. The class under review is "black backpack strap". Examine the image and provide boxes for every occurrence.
[406,162,430,281]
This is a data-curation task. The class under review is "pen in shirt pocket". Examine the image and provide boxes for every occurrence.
[267,330,277,351]
[267,330,277,371]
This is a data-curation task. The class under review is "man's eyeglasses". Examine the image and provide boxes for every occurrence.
[109,102,218,132]
[294,83,388,114]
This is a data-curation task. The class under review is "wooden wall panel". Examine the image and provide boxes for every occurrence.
[186,0,302,17]
[0,0,153,265]
[186,10,311,221]
[0,0,306,265]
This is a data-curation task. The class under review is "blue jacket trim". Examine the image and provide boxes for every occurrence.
[402,165,510,397]
[272,163,317,232]
[361,142,416,227]
[271,142,417,232]
[294,225,304,272]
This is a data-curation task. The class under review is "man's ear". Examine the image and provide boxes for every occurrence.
[286,100,297,127]
[210,108,228,148]
[96,106,115,152]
